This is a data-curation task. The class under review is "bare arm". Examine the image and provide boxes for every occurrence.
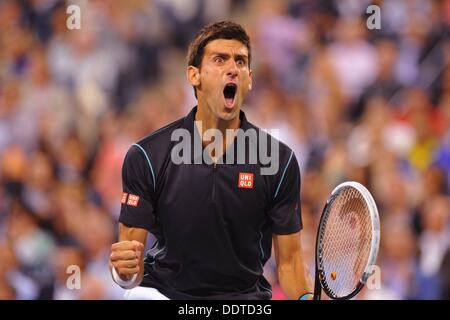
[273,231,313,300]
[109,223,148,288]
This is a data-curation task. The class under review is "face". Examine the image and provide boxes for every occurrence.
[188,39,253,121]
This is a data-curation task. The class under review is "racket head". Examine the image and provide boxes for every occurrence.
[315,181,380,300]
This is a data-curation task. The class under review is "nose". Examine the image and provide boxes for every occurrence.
[226,60,238,78]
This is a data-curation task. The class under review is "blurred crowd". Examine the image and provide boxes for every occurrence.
[1,0,450,300]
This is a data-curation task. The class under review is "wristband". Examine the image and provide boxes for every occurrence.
[298,292,313,300]
[112,267,138,289]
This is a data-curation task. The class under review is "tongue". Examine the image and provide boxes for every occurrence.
[225,97,234,108]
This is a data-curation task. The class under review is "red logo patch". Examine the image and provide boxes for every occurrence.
[121,193,128,204]
[238,173,254,189]
[127,194,140,207]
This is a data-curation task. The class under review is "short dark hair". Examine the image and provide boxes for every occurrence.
[187,20,252,68]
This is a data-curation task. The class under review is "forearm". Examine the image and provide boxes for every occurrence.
[277,254,313,300]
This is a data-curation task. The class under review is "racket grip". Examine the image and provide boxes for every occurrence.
[313,272,322,300]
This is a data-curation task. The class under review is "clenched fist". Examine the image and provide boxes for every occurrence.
[110,240,145,282]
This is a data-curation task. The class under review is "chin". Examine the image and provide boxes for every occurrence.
[218,107,240,121]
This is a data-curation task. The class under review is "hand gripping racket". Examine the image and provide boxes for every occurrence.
[313,181,380,300]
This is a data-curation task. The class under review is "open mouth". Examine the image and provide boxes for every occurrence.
[223,83,237,109]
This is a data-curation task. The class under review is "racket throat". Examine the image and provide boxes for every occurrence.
[313,269,323,300]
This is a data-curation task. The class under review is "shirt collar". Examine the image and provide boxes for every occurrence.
[181,106,252,165]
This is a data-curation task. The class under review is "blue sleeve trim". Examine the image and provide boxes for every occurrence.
[132,143,156,191]
[274,150,294,198]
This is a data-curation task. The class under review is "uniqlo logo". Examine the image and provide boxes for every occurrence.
[121,193,128,204]
[127,194,140,207]
[238,173,254,189]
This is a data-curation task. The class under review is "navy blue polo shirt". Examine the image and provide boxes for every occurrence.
[119,106,302,299]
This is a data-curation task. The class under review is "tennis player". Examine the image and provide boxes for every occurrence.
[109,21,313,300]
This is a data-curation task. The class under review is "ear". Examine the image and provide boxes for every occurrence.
[187,66,200,87]
[248,69,253,90]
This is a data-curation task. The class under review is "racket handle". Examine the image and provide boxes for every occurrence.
[313,272,322,300]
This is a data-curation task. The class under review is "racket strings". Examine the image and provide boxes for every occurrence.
[320,187,372,298]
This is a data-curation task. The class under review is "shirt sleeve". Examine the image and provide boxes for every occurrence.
[267,150,302,235]
[118,144,156,232]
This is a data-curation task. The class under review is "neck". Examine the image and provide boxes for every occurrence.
[195,101,241,160]
[195,103,240,134]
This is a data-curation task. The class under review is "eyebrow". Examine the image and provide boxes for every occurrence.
[210,52,248,61]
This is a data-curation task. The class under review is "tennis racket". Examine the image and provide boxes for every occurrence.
[313,181,380,300]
